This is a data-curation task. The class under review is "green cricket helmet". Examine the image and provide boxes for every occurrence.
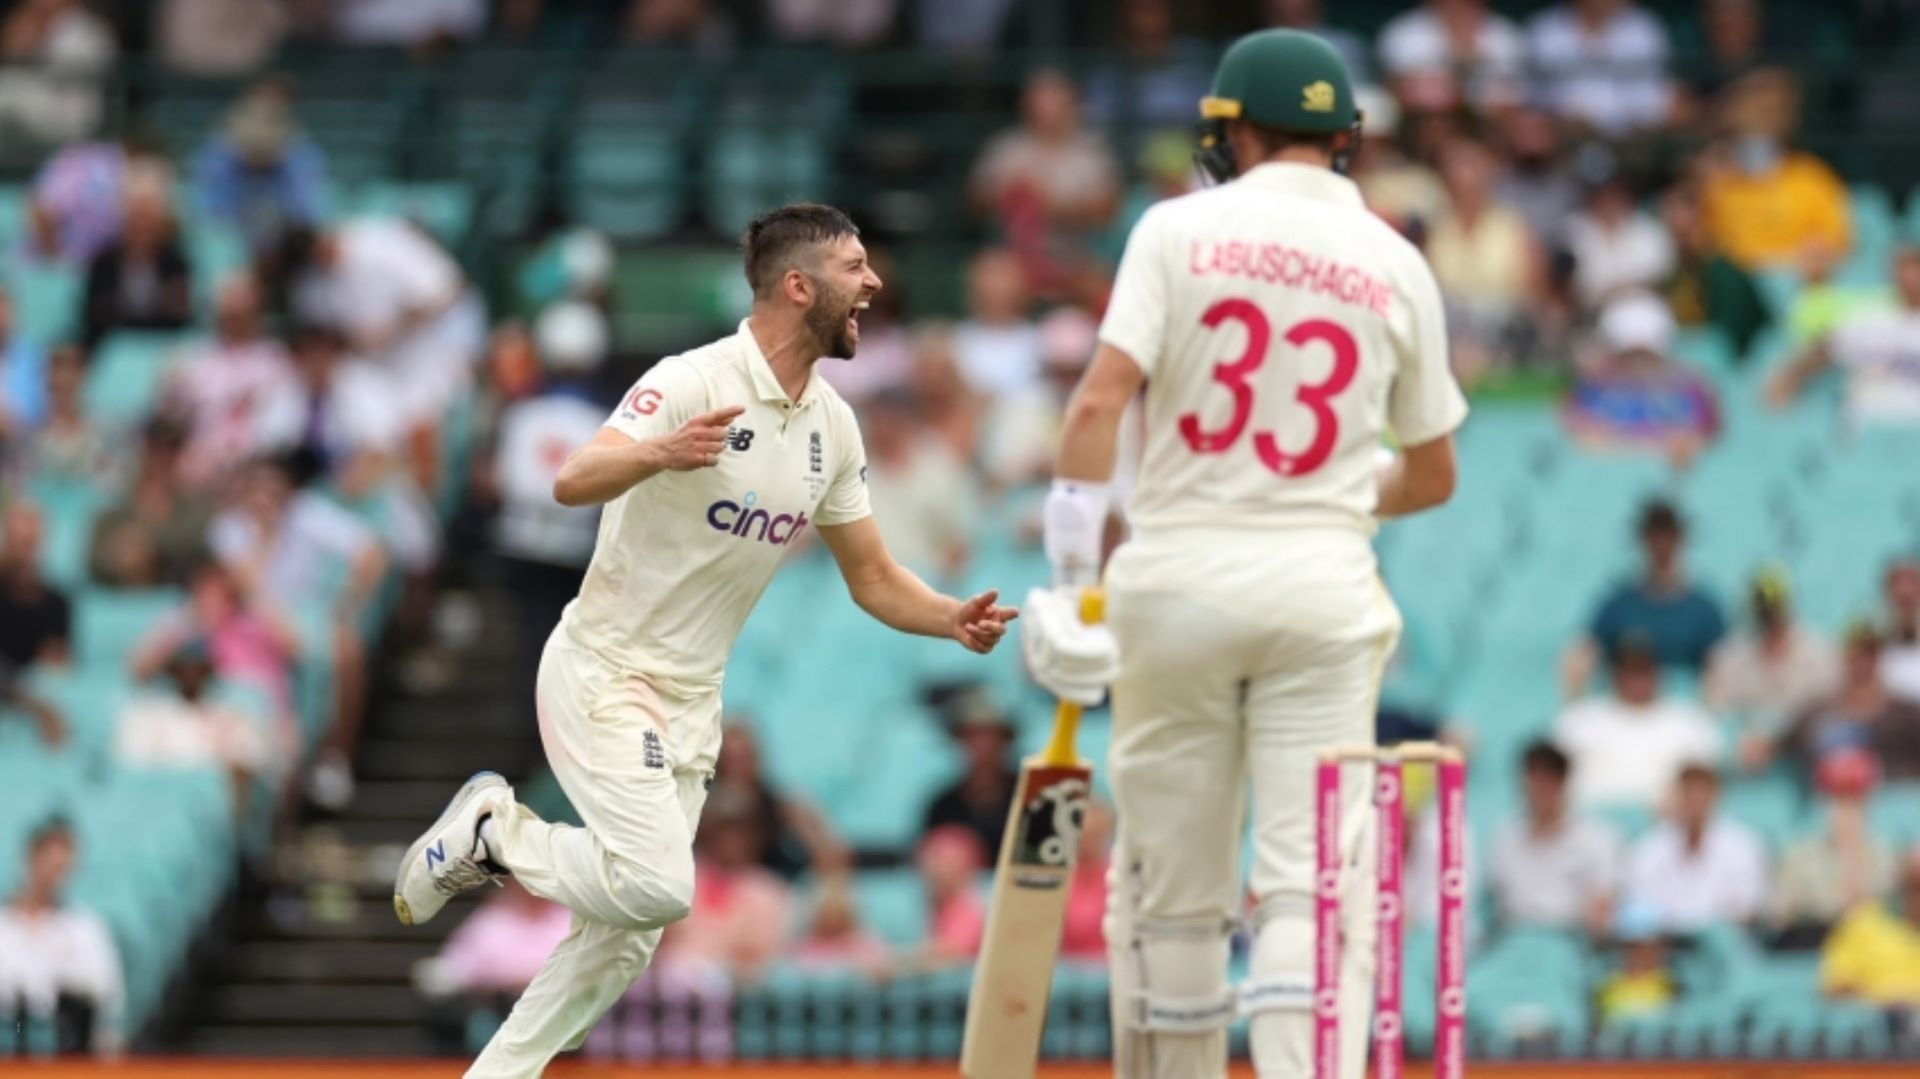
[1196,29,1363,184]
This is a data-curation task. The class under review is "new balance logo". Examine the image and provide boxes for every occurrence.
[727,427,755,452]
[425,841,446,870]
[643,730,667,771]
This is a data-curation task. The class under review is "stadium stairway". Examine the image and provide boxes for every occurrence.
[158,587,541,1057]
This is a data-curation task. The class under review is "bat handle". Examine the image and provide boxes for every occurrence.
[1040,587,1106,767]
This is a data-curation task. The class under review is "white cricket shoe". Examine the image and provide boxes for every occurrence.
[393,771,509,926]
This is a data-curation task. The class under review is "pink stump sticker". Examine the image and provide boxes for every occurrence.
[1313,759,1343,1079]
[1434,757,1468,1079]
[1373,760,1405,1079]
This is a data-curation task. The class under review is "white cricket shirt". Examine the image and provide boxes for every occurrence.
[1099,162,1468,538]
[561,321,871,686]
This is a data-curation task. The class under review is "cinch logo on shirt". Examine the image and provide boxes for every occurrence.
[706,491,809,545]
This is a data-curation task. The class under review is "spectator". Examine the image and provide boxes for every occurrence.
[193,78,330,256]
[87,417,214,588]
[789,873,891,979]
[907,325,983,462]
[1556,633,1721,811]
[131,559,298,721]
[1425,137,1542,378]
[157,0,289,76]
[1705,566,1839,763]
[1260,0,1371,85]
[162,275,303,490]
[0,289,50,439]
[0,0,117,144]
[1350,89,1445,238]
[330,0,487,46]
[863,389,977,582]
[1563,499,1727,694]
[921,691,1019,858]
[1489,740,1622,934]
[908,825,986,970]
[1564,291,1719,462]
[280,323,406,483]
[969,70,1121,269]
[27,137,170,266]
[1820,845,1920,1007]
[710,723,843,881]
[671,786,793,984]
[0,502,70,669]
[1568,167,1675,311]
[764,0,895,49]
[951,248,1042,402]
[1767,248,1920,428]
[1596,901,1675,1021]
[1377,0,1525,115]
[1622,762,1766,930]
[1769,748,1895,946]
[1526,0,1674,136]
[0,649,64,747]
[1683,0,1782,103]
[1659,180,1771,356]
[979,305,1096,490]
[1059,799,1112,960]
[1769,621,1920,783]
[1884,557,1920,702]
[16,344,119,489]
[428,879,571,996]
[114,637,276,817]
[1698,69,1849,271]
[1082,0,1213,133]
[622,0,734,54]
[81,182,193,349]
[911,0,1015,55]
[1492,108,1579,252]
[0,818,122,1055]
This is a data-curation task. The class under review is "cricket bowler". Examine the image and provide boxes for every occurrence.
[391,203,1018,1078]
[1020,30,1467,1079]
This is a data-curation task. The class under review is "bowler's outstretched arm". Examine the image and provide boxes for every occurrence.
[818,517,1017,653]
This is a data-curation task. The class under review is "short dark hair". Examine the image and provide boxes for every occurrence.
[1638,498,1683,536]
[741,203,859,298]
[29,815,72,850]
[1521,739,1571,781]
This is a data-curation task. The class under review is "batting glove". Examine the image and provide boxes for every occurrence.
[1021,586,1120,707]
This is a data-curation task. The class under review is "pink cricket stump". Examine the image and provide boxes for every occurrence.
[1372,760,1406,1079]
[1434,757,1468,1079]
[1312,759,1343,1079]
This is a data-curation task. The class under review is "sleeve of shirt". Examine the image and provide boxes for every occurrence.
[384,224,462,307]
[814,400,872,528]
[1388,256,1469,446]
[1097,205,1171,377]
[78,913,125,1050]
[1728,830,1768,921]
[296,496,379,563]
[603,357,708,443]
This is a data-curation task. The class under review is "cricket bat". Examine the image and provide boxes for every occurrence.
[960,588,1104,1079]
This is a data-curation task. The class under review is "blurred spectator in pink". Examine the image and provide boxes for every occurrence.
[863,389,976,582]
[0,818,123,1055]
[1059,799,1112,960]
[763,0,895,49]
[1563,500,1726,694]
[1493,108,1579,252]
[1622,762,1766,931]
[1261,0,1371,84]
[969,71,1120,282]
[909,825,986,970]
[114,638,276,817]
[709,723,844,881]
[1768,248,1920,429]
[132,559,298,720]
[1526,0,1674,136]
[1556,633,1721,811]
[327,0,487,47]
[1769,748,1895,946]
[430,879,570,995]
[906,325,982,463]
[1490,740,1622,935]
[1568,165,1674,312]
[1082,0,1213,132]
[157,0,288,76]
[1425,137,1542,380]
[1707,566,1839,766]
[671,786,792,984]
[1698,70,1849,272]
[1351,89,1443,238]
[26,138,170,266]
[1658,180,1771,356]
[921,690,1018,859]
[623,0,734,54]
[789,873,891,979]
[1564,292,1719,464]
[0,504,69,670]
[0,0,116,144]
[952,248,1041,403]
[193,78,330,257]
[81,182,193,349]
[87,417,213,588]
[1883,557,1920,703]
[1767,621,1920,783]
[162,275,302,490]
[0,289,49,438]
[15,345,119,489]
[1378,0,1524,115]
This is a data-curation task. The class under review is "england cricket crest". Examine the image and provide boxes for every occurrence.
[1007,766,1090,887]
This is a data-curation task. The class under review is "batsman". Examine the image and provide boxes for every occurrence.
[1021,30,1467,1079]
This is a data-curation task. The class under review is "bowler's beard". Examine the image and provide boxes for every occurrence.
[805,284,859,359]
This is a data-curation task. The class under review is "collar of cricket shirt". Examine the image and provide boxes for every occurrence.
[738,318,819,413]
[1236,161,1364,207]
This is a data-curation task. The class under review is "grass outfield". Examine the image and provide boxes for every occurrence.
[9,1064,1914,1078]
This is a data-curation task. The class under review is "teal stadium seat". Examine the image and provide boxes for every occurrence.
[84,331,191,426]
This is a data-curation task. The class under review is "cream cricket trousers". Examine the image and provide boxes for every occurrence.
[467,625,723,1078]
[1102,527,1400,1079]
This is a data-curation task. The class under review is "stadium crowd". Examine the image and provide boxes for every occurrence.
[2,0,1920,1063]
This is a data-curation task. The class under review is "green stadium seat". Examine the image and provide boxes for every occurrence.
[851,867,927,947]
[83,330,191,426]
[9,263,81,344]
[73,587,186,671]
[351,181,476,249]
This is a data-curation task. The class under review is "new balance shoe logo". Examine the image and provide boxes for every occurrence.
[643,730,667,771]
[425,840,446,870]
[727,427,755,452]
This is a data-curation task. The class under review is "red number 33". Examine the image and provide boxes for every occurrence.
[1177,299,1358,477]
